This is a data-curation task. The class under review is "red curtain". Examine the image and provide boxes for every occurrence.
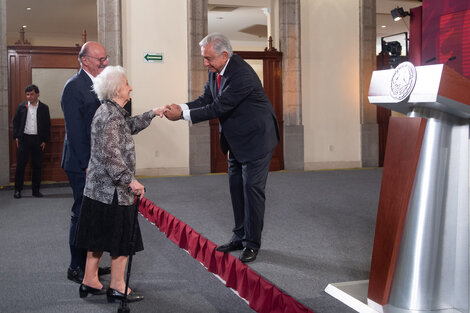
[139,198,314,313]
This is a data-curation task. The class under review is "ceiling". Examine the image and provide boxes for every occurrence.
[6,0,422,52]
[6,0,98,44]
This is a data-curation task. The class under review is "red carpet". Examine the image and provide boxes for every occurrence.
[139,197,314,313]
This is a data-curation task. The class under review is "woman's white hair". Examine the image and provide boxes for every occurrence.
[93,65,126,101]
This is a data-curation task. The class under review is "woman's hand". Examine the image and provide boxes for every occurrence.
[129,179,145,199]
[153,106,169,118]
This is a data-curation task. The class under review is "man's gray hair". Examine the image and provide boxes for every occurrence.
[93,65,126,101]
[78,44,87,65]
[199,33,233,57]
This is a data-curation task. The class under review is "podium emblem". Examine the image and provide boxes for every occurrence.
[390,61,417,102]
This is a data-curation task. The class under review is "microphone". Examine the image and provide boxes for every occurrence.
[425,57,436,64]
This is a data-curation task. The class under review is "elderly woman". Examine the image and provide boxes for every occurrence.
[76,65,166,303]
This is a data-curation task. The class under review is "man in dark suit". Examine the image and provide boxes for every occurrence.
[12,84,51,199]
[165,33,279,263]
[61,41,110,283]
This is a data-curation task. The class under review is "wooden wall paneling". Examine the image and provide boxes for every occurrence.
[8,51,32,181]
[210,118,228,173]
[263,56,284,171]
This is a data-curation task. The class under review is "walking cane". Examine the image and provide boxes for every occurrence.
[118,190,143,313]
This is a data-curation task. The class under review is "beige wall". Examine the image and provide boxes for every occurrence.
[301,0,361,170]
[122,0,189,176]
[123,0,363,176]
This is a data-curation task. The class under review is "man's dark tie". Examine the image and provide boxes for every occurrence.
[217,74,222,93]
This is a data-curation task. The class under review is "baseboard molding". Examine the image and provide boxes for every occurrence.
[304,161,361,171]
[135,167,189,177]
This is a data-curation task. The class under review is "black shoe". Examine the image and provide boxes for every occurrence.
[14,191,21,199]
[216,241,244,253]
[239,247,258,263]
[67,267,84,284]
[32,191,43,198]
[98,266,111,276]
[106,288,144,303]
[79,284,106,298]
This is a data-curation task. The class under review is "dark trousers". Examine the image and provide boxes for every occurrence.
[228,151,273,250]
[66,170,87,269]
[15,135,43,193]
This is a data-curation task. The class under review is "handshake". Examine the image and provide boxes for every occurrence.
[152,104,183,121]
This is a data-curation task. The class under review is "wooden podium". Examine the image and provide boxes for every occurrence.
[367,63,470,313]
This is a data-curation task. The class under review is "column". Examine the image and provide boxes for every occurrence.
[360,0,379,167]
[97,0,123,66]
[188,0,210,174]
[280,0,304,170]
[0,0,9,185]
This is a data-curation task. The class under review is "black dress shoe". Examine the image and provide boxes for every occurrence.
[79,284,106,298]
[67,267,84,284]
[13,191,21,199]
[98,266,111,276]
[239,247,258,263]
[32,191,43,198]
[106,288,144,303]
[216,241,244,253]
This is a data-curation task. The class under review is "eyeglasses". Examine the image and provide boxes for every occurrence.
[84,55,110,63]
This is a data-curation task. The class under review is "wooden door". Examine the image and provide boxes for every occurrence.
[8,46,80,182]
[210,50,284,173]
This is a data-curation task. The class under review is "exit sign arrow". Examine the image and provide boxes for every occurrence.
[144,52,163,63]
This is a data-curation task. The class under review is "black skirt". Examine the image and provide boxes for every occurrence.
[76,194,144,257]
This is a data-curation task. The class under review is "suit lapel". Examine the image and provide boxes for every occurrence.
[211,72,218,97]
[21,102,28,127]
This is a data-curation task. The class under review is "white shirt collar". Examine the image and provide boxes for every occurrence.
[219,57,230,76]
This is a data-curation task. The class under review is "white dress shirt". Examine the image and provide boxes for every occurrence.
[24,102,38,135]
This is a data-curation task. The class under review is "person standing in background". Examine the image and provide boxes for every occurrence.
[12,84,51,199]
[61,41,111,284]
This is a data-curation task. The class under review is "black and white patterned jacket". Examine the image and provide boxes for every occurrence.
[84,99,155,205]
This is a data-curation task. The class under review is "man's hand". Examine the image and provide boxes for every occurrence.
[40,142,46,151]
[164,103,183,121]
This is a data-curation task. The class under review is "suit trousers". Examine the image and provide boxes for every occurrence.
[228,151,273,250]
[15,134,43,193]
[66,170,87,269]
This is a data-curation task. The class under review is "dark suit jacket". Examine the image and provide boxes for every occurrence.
[188,54,280,162]
[61,69,101,173]
[12,101,51,143]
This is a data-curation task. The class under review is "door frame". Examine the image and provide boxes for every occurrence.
[210,50,284,173]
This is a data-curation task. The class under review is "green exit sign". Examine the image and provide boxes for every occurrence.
[143,52,163,63]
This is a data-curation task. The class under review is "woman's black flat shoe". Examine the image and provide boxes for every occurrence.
[79,284,106,298]
[106,288,144,303]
